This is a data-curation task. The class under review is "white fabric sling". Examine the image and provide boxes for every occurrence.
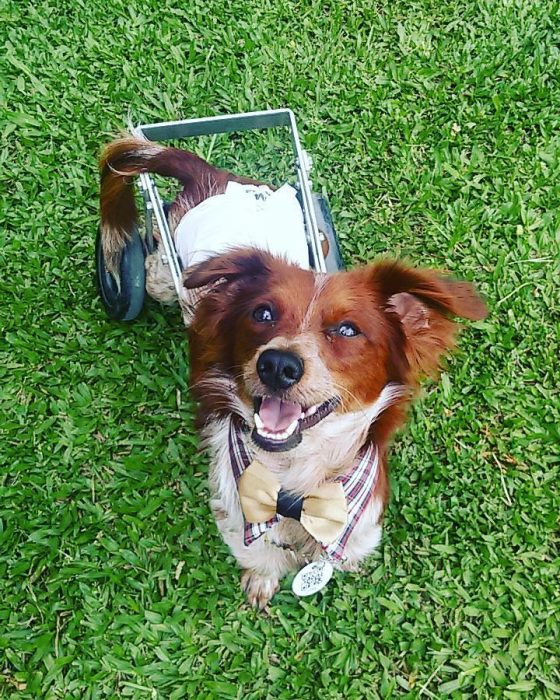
[175,181,310,270]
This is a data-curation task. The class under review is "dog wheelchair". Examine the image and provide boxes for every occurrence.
[95,109,344,322]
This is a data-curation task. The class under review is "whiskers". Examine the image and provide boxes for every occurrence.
[330,381,362,411]
[189,369,250,420]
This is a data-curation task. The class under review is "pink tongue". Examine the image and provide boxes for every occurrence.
[259,397,302,432]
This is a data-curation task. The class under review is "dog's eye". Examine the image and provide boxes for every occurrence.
[336,322,361,337]
[252,304,275,323]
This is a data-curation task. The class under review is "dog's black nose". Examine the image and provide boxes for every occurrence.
[257,349,304,390]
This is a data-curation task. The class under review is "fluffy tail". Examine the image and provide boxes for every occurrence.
[99,135,225,274]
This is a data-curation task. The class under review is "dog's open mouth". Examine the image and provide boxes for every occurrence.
[251,396,340,452]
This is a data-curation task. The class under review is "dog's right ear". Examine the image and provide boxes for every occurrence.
[184,248,272,290]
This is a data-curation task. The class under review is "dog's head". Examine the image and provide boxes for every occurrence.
[186,249,487,452]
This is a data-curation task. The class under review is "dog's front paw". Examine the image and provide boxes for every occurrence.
[241,569,279,609]
[338,559,362,573]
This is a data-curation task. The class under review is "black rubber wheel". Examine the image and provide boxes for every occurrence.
[95,225,146,321]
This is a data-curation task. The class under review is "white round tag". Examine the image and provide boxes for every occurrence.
[292,560,333,597]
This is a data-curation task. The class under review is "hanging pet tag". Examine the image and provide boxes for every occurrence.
[292,559,333,597]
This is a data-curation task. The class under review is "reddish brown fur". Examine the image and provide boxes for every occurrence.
[187,252,486,408]
[98,135,488,605]
[187,250,487,514]
[99,136,263,273]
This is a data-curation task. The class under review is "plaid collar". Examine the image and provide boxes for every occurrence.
[228,418,379,562]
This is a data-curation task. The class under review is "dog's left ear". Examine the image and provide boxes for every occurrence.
[184,248,272,290]
[372,261,487,378]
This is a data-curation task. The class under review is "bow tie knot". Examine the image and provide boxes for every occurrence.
[238,460,348,544]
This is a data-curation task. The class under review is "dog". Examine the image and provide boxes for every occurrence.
[99,135,487,608]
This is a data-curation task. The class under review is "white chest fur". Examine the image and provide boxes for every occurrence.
[200,384,405,574]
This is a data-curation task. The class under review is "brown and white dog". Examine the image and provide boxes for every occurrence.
[99,136,487,608]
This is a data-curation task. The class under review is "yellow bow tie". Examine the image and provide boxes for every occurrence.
[238,460,348,544]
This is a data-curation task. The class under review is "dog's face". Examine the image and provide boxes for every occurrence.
[186,249,486,453]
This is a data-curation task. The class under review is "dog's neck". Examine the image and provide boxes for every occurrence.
[197,372,406,495]
[249,383,407,494]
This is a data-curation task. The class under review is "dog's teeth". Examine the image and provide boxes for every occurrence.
[257,426,275,439]
[254,413,264,429]
[306,405,318,417]
[285,420,298,436]
[255,424,296,441]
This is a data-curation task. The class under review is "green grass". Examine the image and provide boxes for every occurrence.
[1,0,559,697]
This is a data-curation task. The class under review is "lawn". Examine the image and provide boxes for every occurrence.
[1,0,559,697]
